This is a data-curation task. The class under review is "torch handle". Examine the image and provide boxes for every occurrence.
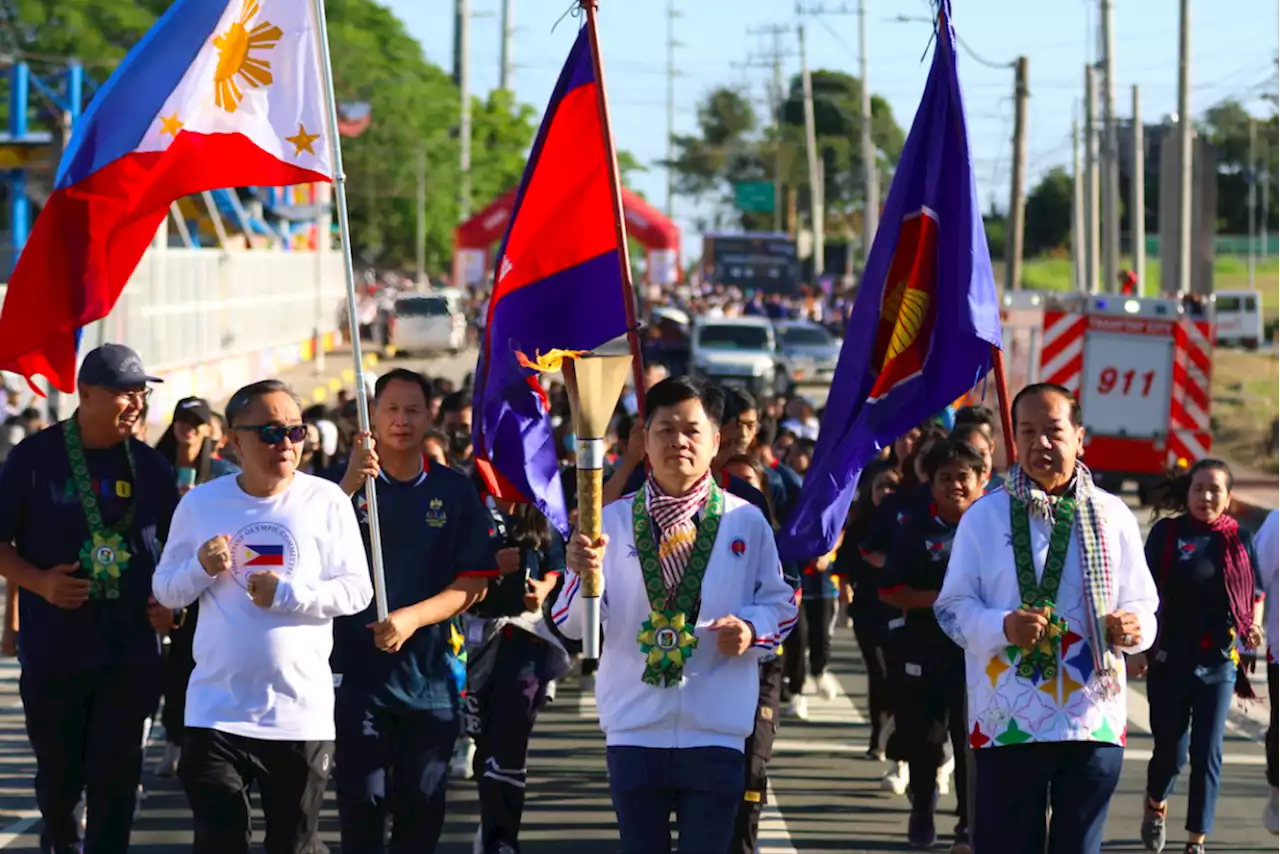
[576,439,606,660]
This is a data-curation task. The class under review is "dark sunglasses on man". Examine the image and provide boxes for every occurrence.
[234,424,308,446]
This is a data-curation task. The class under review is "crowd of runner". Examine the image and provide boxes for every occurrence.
[0,280,1274,854]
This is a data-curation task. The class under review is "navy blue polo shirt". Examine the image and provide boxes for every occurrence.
[864,482,932,556]
[333,460,498,711]
[1146,516,1262,669]
[880,501,963,669]
[0,422,178,674]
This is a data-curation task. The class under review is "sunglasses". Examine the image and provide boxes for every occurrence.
[234,424,308,445]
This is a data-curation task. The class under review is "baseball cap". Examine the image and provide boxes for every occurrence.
[173,397,212,427]
[77,344,162,390]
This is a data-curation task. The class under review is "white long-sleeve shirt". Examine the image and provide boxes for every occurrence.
[1256,509,1279,664]
[154,472,372,741]
[933,487,1159,749]
[551,491,798,751]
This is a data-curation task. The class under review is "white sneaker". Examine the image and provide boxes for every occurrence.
[817,671,840,700]
[155,742,180,778]
[802,675,817,695]
[1266,786,1279,835]
[785,696,809,720]
[544,679,557,705]
[881,761,910,795]
[937,754,954,796]
[450,738,476,780]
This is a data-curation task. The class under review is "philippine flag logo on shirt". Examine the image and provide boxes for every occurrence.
[229,522,299,588]
[243,544,285,566]
[926,539,946,561]
[1177,539,1198,561]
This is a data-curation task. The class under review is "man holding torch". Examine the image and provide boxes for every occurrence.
[554,377,797,853]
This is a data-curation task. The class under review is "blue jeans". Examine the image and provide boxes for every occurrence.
[973,742,1124,854]
[1145,659,1236,835]
[606,746,745,854]
[334,690,460,854]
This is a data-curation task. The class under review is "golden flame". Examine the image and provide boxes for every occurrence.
[515,349,588,374]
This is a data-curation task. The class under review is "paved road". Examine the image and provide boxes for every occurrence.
[0,352,1271,851]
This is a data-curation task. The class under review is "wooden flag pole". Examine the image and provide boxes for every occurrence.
[581,0,648,418]
[991,345,1018,468]
[310,0,389,621]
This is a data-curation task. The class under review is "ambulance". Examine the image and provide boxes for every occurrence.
[1000,291,1215,504]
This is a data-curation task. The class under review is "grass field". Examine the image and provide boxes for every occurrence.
[994,255,1280,322]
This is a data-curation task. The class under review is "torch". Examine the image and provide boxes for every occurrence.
[562,353,633,660]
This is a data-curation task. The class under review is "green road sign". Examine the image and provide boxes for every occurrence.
[735,181,775,213]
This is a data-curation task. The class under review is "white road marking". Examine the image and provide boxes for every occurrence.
[0,813,40,848]
[758,781,800,854]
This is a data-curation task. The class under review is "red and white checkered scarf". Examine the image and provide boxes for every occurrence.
[645,472,712,593]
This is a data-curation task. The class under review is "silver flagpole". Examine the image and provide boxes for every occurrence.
[309,0,389,622]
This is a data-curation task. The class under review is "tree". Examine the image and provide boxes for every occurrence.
[1024,168,1073,256]
[1200,98,1279,236]
[6,0,539,272]
[666,74,905,235]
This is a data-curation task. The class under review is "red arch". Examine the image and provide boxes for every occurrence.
[452,186,681,285]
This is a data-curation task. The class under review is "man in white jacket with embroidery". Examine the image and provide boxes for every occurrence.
[556,377,797,854]
[934,383,1159,854]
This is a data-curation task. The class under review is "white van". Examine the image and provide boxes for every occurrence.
[388,291,468,356]
[1212,290,1263,350]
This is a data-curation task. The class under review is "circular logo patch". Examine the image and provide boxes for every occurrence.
[95,545,116,566]
[654,626,680,651]
[229,522,300,589]
[731,538,747,557]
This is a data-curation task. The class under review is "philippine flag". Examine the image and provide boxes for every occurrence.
[0,0,333,392]
[244,544,285,567]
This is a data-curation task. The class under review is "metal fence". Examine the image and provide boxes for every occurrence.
[1,247,348,419]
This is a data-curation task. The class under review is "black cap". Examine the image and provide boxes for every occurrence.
[173,396,212,426]
[77,344,162,390]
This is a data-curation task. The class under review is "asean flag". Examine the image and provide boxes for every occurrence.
[472,24,631,538]
[777,1,1002,563]
[0,0,333,392]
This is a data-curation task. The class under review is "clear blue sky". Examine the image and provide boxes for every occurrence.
[389,0,1278,245]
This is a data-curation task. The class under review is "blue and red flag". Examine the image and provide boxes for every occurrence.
[0,0,333,392]
[472,25,632,537]
[777,2,1002,563]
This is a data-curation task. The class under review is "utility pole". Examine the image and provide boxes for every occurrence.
[742,25,793,235]
[416,143,427,288]
[665,0,681,218]
[458,0,472,219]
[798,22,824,277]
[1132,85,1146,293]
[1249,116,1257,291]
[1100,0,1119,292]
[1085,65,1100,294]
[499,0,513,91]
[1175,0,1192,296]
[1006,56,1029,292]
[858,0,877,266]
[1073,111,1085,291]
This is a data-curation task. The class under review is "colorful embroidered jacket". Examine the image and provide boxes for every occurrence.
[933,488,1159,749]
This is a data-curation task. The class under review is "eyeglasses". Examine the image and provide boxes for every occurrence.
[234,424,308,445]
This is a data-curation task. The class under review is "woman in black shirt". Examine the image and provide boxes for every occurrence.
[1137,459,1264,854]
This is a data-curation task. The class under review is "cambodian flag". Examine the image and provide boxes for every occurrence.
[778,2,1001,562]
[0,0,333,392]
[472,25,632,537]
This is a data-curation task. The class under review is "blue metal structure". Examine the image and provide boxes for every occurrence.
[5,61,89,269]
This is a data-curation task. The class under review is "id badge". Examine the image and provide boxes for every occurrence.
[904,662,923,677]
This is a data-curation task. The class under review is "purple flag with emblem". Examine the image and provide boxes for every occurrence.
[777,2,1002,563]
